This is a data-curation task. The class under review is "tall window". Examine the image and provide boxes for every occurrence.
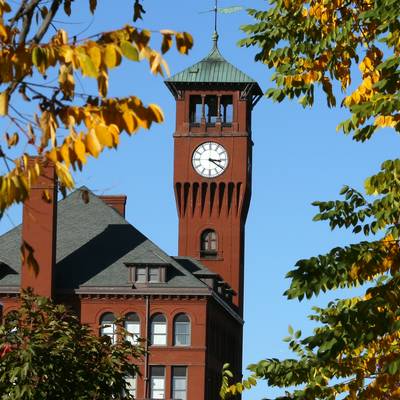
[151,313,167,346]
[221,95,233,125]
[174,314,191,346]
[189,95,202,124]
[124,374,136,398]
[200,229,217,257]
[150,366,165,399]
[100,312,117,344]
[172,367,187,400]
[125,313,140,344]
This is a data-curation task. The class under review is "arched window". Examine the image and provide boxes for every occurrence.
[174,314,191,346]
[151,313,167,346]
[125,313,140,344]
[200,229,217,257]
[100,312,117,344]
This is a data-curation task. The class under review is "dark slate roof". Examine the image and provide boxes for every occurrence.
[165,36,262,95]
[173,257,219,278]
[0,188,213,293]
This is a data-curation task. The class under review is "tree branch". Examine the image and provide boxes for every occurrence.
[18,0,41,45]
[8,0,28,26]
[31,0,62,44]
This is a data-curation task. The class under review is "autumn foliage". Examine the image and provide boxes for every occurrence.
[0,0,193,213]
[220,0,400,399]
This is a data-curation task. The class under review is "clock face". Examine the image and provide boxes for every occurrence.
[192,142,228,178]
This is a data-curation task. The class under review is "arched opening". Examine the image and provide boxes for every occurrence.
[124,313,140,344]
[150,313,167,346]
[200,229,218,258]
[174,313,191,346]
[100,312,117,344]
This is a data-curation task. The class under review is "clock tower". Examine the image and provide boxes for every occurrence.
[165,33,261,315]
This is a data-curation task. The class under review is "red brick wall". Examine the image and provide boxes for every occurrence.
[80,295,208,400]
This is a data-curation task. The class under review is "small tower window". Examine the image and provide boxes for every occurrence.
[200,229,218,258]
[205,95,218,125]
[221,95,233,125]
[189,95,202,125]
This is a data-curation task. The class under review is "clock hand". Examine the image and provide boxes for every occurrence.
[208,158,223,168]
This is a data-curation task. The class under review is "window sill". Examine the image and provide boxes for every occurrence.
[200,251,218,259]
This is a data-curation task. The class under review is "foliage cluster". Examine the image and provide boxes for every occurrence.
[0,291,144,399]
[0,0,193,214]
[221,0,400,399]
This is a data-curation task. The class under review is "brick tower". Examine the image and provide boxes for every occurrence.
[165,32,262,315]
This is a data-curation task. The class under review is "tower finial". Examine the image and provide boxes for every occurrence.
[213,0,218,46]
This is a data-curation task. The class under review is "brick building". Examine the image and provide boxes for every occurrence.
[0,34,261,399]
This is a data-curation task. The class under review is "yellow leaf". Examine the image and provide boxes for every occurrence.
[364,56,372,70]
[364,76,373,90]
[122,111,137,133]
[150,52,162,74]
[46,148,59,163]
[86,128,102,157]
[59,29,68,44]
[104,44,119,68]
[95,124,113,148]
[120,41,139,61]
[60,143,71,167]
[0,23,7,40]
[97,69,108,98]
[55,161,74,189]
[352,91,361,104]
[161,33,172,54]
[175,32,193,55]
[87,45,102,69]
[32,47,47,74]
[0,91,9,116]
[108,124,120,146]
[60,45,74,63]
[77,49,98,78]
[39,111,58,148]
[74,137,87,163]
[147,104,164,123]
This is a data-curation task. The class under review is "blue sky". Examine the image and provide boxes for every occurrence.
[1,1,400,398]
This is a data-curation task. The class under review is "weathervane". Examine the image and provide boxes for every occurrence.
[214,0,218,34]
[199,1,243,44]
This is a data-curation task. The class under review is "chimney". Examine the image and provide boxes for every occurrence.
[21,159,57,298]
[99,195,127,218]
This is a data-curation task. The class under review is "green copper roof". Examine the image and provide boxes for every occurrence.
[166,34,259,85]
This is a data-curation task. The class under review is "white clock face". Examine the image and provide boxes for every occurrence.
[192,142,228,178]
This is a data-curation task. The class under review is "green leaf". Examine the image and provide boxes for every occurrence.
[120,41,139,61]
